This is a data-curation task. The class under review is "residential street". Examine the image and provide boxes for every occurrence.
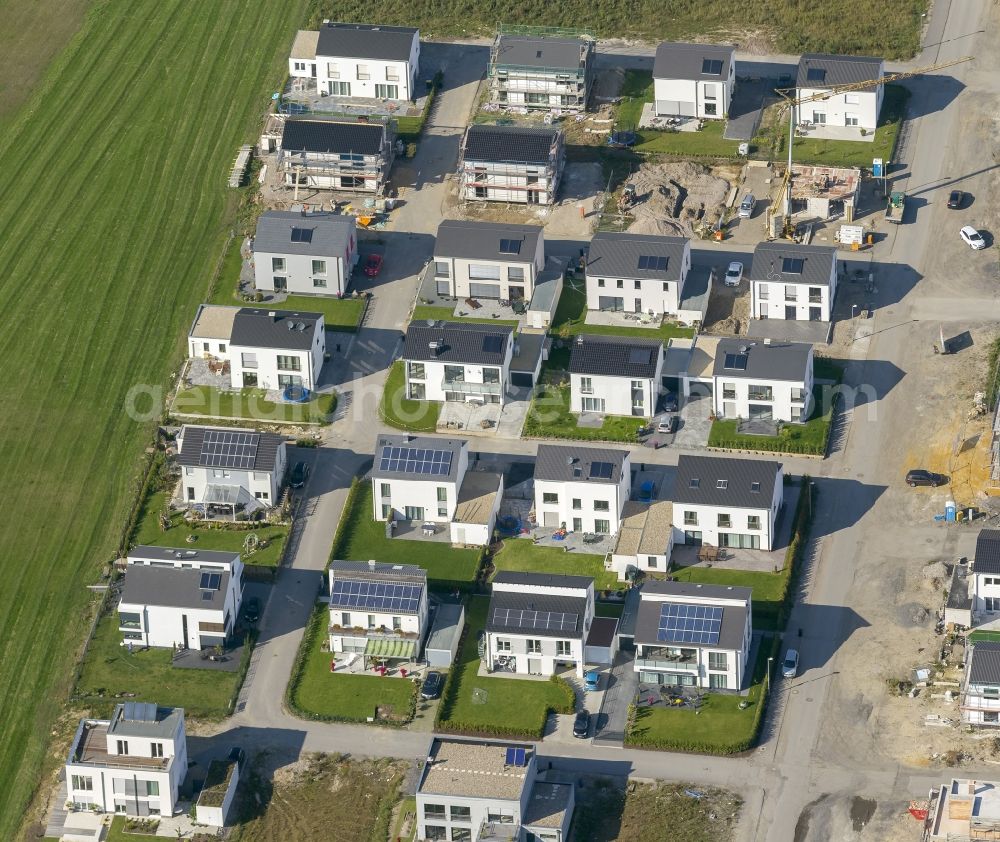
[203,1,1000,839]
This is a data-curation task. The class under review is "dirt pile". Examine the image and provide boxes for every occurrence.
[626,162,731,238]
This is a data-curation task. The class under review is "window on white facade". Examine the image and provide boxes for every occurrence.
[572,498,582,510]
[271,257,285,272]
[496,638,511,651]
[556,640,571,656]
[434,261,450,278]
[784,285,797,301]
[844,93,860,104]
[542,492,558,504]
[293,61,307,71]
[488,810,515,823]
[709,673,728,689]
[581,397,605,412]
[634,280,641,290]
[329,81,351,96]
[527,639,542,654]
[424,827,447,841]
[116,740,129,755]
[386,67,400,81]
[424,804,446,818]
[241,352,257,369]
[595,519,610,534]
[312,259,327,274]
[367,614,376,628]
[708,651,728,670]
[844,113,859,126]
[151,742,163,758]
[598,278,605,287]
[356,64,370,80]
[451,829,472,842]
[375,84,398,99]
[508,266,525,281]
[616,279,624,289]
[662,282,669,292]
[987,598,1000,613]
[580,376,593,394]
[722,382,736,400]
[450,806,472,821]
[392,616,402,630]
[277,355,301,371]
[758,283,769,300]
[71,775,94,791]
[408,362,426,379]
[594,500,610,512]
[313,277,327,288]
[718,513,732,528]
[683,511,698,526]
[469,263,501,281]
[647,556,658,568]
[327,64,339,79]
[341,612,351,626]
[748,515,761,530]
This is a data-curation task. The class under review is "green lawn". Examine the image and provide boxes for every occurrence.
[75,609,242,719]
[392,796,418,842]
[0,0,309,832]
[107,817,163,842]
[670,566,786,631]
[596,602,625,618]
[379,360,440,433]
[969,631,1000,644]
[523,383,645,443]
[334,484,481,591]
[551,283,695,342]
[173,385,336,425]
[284,295,366,331]
[436,597,575,738]
[616,72,741,157]
[133,490,289,568]
[707,386,835,455]
[207,235,246,305]
[411,304,520,327]
[491,538,618,591]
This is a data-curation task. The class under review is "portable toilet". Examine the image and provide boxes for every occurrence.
[945,501,957,522]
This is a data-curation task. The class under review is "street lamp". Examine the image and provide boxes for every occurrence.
[852,304,858,321]
[766,656,774,697]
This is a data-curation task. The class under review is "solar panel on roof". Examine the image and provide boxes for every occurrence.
[122,701,157,722]
[637,255,668,271]
[781,257,804,274]
[723,353,748,371]
[482,335,504,354]
[329,579,421,612]
[290,227,313,243]
[657,603,723,645]
[492,607,579,631]
[200,571,222,590]
[589,461,614,480]
[498,238,521,255]
[702,58,724,75]
[378,445,453,476]
[627,348,652,366]
[199,430,261,469]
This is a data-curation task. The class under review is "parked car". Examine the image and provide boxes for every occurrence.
[738,194,756,218]
[960,225,986,250]
[289,460,309,488]
[781,648,799,679]
[656,414,678,434]
[947,190,965,209]
[364,253,384,276]
[724,261,744,287]
[584,671,600,691]
[243,597,261,624]
[573,710,591,738]
[420,670,443,700]
[905,469,947,487]
[660,391,679,413]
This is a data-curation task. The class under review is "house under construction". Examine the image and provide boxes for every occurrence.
[460,124,565,205]
[488,25,596,113]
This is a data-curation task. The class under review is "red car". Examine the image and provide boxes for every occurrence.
[363,254,383,277]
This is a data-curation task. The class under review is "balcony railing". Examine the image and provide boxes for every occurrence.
[442,378,501,395]
[808,296,822,304]
[636,658,699,672]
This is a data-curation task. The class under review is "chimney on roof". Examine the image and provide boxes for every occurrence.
[575,335,584,346]
[269,311,278,320]
[763,337,772,345]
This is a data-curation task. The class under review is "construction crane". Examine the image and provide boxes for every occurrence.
[766,55,972,238]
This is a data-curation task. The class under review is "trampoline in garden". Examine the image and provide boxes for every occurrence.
[497,515,523,537]
[282,385,311,403]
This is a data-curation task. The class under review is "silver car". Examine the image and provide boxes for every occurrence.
[781,649,799,678]
[738,194,756,218]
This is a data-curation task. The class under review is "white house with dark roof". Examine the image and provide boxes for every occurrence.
[402,321,514,406]
[486,571,595,677]
[416,737,575,842]
[327,561,429,665]
[175,424,287,514]
[187,305,326,390]
[533,444,632,534]
[584,231,691,317]
[252,210,358,296]
[568,334,665,418]
[489,30,595,113]
[652,42,736,119]
[371,434,503,546]
[432,220,545,302]
[962,641,1000,727]
[460,124,565,205]
[632,581,752,690]
[795,53,885,132]
[949,530,1000,631]
[118,547,243,651]
[713,339,814,424]
[277,117,395,193]
[671,454,784,550]
[65,703,187,816]
[287,22,420,101]
[749,241,838,322]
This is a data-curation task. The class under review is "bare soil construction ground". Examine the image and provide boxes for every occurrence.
[625,162,735,238]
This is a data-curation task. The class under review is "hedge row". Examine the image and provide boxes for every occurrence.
[328,477,363,564]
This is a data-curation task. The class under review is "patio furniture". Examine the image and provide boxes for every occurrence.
[465,297,482,310]
[421,522,436,536]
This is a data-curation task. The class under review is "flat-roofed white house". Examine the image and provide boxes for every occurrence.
[253,211,358,296]
[118,547,243,651]
[327,561,429,665]
[672,455,784,550]
[489,31,595,112]
[402,321,514,406]
[713,339,814,424]
[287,22,420,101]
[277,118,395,194]
[796,53,884,133]
[416,738,575,842]
[652,42,736,119]
[460,124,565,205]
[749,242,838,322]
[485,572,595,677]
[187,305,326,391]
[432,220,545,303]
[633,581,752,690]
[585,231,691,318]
[533,444,632,534]
[371,434,503,546]
[962,641,1000,727]
[568,334,665,418]
[66,703,188,816]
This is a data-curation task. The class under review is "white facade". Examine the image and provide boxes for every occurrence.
[653,72,734,119]
[796,83,882,131]
[194,752,242,827]
[750,249,838,322]
[253,220,358,297]
[315,32,419,101]
[714,346,815,424]
[586,250,690,316]
[533,463,632,534]
[405,346,514,406]
[434,240,544,302]
[570,367,664,419]
[373,444,468,525]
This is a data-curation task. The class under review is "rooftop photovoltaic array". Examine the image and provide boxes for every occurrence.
[492,607,578,631]
[589,461,614,479]
[702,58,724,75]
[378,446,453,476]
[723,352,748,371]
[637,255,668,271]
[657,603,723,645]
[505,746,528,766]
[330,579,421,612]
[199,571,222,591]
[782,257,805,274]
[498,238,522,254]
[290,227,313,243]
[121,702,157,722]
[199,430,261,469]
[627,348,652,365]
[482,335,505,354]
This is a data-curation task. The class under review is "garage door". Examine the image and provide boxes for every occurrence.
[469,283,501,299]
[511,371,534,388]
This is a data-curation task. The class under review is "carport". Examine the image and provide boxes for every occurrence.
[510,332,549,388]
[585,616,620,665]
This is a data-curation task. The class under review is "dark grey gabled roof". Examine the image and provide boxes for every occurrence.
[494,35,590,71]
[282,119,386,156]
[176,425,285,473]
[434,220,542,262]
[653,42,735,82]
[748,242,836,286]
[253,211,355,257]
[403,321,513,365]
[493,570,593,590]
[534,444,628,485]
[672,455,780,509]
[968,642,1000,686]
[975,530,1000,576]
[316,22,418,62]
[586,231,689,281]
[370,434,466,483]
[569,334,663,379]
[229,308,323,350]
[712,338,812,382]
[120,564,231,611]
[796,53,884,90]
[486,589,588,639]
[463,124,560,165]
[633,582,749,650]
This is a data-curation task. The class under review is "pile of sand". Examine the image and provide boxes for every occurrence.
[626,161,730,237]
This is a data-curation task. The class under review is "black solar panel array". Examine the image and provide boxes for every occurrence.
[656,603,723,645]
[199,430,261,469]
[378,446,453,476]
[492,607,578,631]
[637,255,668,271]
[330,579,421,612]
[589,461,614,479]
[199,571,222,590]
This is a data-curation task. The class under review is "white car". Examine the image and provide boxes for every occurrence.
[960,225,986,250]
[724,261,744,286]
[738,194,756,218]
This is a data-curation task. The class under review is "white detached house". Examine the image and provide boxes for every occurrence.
[796,53,884,133]
[713,339,814,424]
[253,210,358,297]
[652,42,736,119]
[432,220,544,302]
[533,444,632,535]
[749,242,838,322]
[568,334,665,418]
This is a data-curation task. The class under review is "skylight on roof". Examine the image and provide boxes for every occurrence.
[716,479,728,489]
[689,478,700,488]
[702,58,724,75]
[751,481,761,492]
[499,238,521,255]
[782,257,805,274]
[723,353,748,371]
[590,461,614,480]
[290,227,313,243]
[806,67,827,83]
[638,255,668,271]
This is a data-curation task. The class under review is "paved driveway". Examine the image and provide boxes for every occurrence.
[746,318,833,344]
[724,78,779,141]
[594,653,637,744]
